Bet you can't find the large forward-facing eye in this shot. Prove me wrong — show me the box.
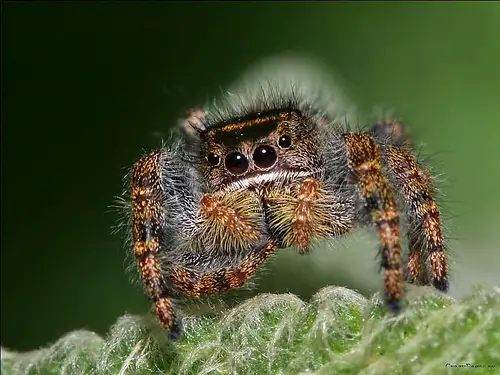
[253,145,277,169]
[225,152,249,175]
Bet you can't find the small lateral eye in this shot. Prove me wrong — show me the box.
[277,134,292,149]
[206,152,220,166]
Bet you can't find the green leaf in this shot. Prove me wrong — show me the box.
[2,285,499,375]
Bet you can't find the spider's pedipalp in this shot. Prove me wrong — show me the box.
[344,132,404,312]
[383,145,449,291]
[197,191,264,253]
[265,177,353,253]
[131,150,181,340]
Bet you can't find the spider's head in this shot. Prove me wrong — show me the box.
[191,108,322,192]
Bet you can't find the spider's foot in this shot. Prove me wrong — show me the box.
[155,297,183,341]
[432,277,449,292]
[168,320,183,341]
[384,295,402,314]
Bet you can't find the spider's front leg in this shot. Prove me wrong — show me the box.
[131,149,184,340]
[169,237,278,297]
[168,190,279,297]
[131,149,276,340]
[344,133,405,312]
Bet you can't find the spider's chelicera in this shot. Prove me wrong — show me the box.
[125,66,449,340]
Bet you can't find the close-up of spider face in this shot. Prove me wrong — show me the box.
[126,59,449,341]
[197,109,321,192]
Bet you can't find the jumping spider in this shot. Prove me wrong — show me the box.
[126,63,449,340]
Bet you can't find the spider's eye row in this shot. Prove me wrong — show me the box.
[206,152,220,166]
[225,151,249,175]
[253,145,277,169]
[277,134,292,149]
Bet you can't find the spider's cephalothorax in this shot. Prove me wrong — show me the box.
[126,59,449,340]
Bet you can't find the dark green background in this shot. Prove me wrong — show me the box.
[2,2,500,351]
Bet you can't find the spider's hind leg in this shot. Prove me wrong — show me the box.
[371,119,449,292]
[343,132,404,312]
[371,118,412,148]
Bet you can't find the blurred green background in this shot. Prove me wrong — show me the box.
[2,2,500,352]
